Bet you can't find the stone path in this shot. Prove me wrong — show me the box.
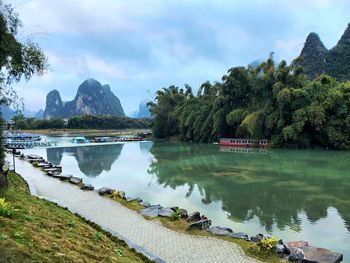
[8,155,260,263]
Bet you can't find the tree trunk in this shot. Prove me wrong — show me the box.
[0,173,8,189]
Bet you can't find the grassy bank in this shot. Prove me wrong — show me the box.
[109,196,282,263]
[0,172,151,263]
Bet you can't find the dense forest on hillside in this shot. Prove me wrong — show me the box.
[148,55,350,149]
[11,115,150,130]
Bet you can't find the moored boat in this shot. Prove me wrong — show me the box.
[71,137,89,143]
[219,138,267,147]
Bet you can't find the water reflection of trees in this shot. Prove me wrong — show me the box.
[46,144,124,177]
[149,142,350,232]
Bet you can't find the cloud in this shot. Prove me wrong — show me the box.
[8,0,350,114]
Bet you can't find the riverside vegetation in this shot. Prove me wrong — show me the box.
[9,114,150,130]
[0,172,151,262]
[148,55,350,149]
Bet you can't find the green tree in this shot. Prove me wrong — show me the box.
[0,2,47,187]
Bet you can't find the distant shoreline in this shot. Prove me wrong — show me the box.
[23,128,151,137]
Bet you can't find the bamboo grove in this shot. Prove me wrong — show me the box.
[148,55,350,149]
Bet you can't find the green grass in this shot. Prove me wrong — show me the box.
[0,172,152,263]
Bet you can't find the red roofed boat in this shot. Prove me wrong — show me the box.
[219,138,267,148]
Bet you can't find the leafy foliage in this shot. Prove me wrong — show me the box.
[250,237,278,255]
[149,55,350,149]
[170,208,181,221]
[0,198,17,218]
[10,114,150,130]
[0,2,47,168]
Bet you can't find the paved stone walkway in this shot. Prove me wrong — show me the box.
[8,155,260,263]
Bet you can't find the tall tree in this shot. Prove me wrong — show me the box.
[0,1,47,187]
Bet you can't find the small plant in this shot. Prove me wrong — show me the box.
[20,153,25,159]
[170,208,181,221]
[110,191,120,199]
[14,232,26,244]
[0,198,18,218]
[250,237,278,255]
[114,248,123,257]
[92,231,103,242]
[0,233,8,240]
[23,214,34,222]
[32,161,39,167]
[66,220,76,228]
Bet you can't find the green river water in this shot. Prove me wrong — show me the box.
[25,139,350,259]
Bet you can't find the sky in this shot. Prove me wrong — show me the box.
[8,0,350,115]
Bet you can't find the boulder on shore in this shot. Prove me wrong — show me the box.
[207,226,233,236]
[98,187,114,195]
[158,208,174,217]
[69,177,82,185]
[139,205,162,217]
[187,212,201,222]
[126,197,142,202]
[187,219,211,230]
[57,174,73,180]
[179,208,188,219]
[81,184,94,191]
[251,234,264,243]
[230,232,250,241]
[139,201,150,207]
[288,247,304,261]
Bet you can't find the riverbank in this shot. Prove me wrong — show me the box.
[7,154,261,263]
[0,172,151,262]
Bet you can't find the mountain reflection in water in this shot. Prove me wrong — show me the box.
[46,143,124,177]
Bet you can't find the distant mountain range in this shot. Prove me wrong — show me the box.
[130,100,151,118]
[0,105,40,121]
[299,23,350,81]
[43,78,125,119]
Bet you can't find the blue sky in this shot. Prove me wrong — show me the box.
[10,0,350,115]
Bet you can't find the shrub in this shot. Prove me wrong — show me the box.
[250,237,278,255]
[0,198,18,218]
[92,231,104,242]
[170,208,181,221]
[32,161,39,167]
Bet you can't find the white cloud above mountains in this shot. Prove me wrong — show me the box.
[8,0,350,114]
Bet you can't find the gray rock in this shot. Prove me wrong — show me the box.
[179,208,188,219]
[139,201,150,207]
[98,187,113,195]
[276,244,285,254]
[126,197,142,202]
[57,174,73,180]
[230,232,250,241]
[148,204,162,209]
[27,154,42,159]
[69,177,82,185]
[302,246,343,263]
[118,191,125,199]
[288,247,304,262]
[187,219,211,230]
[251,234,264,243]
[170,206,179,212]
[139,206,160,217]
[81,184,94,191]
[276,239,290,256]
[207,226,233,236]
[188,212,201,222]
[48,170,62,176]
[158,208,174,217]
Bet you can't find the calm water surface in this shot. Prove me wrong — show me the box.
[24,138,350,259]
